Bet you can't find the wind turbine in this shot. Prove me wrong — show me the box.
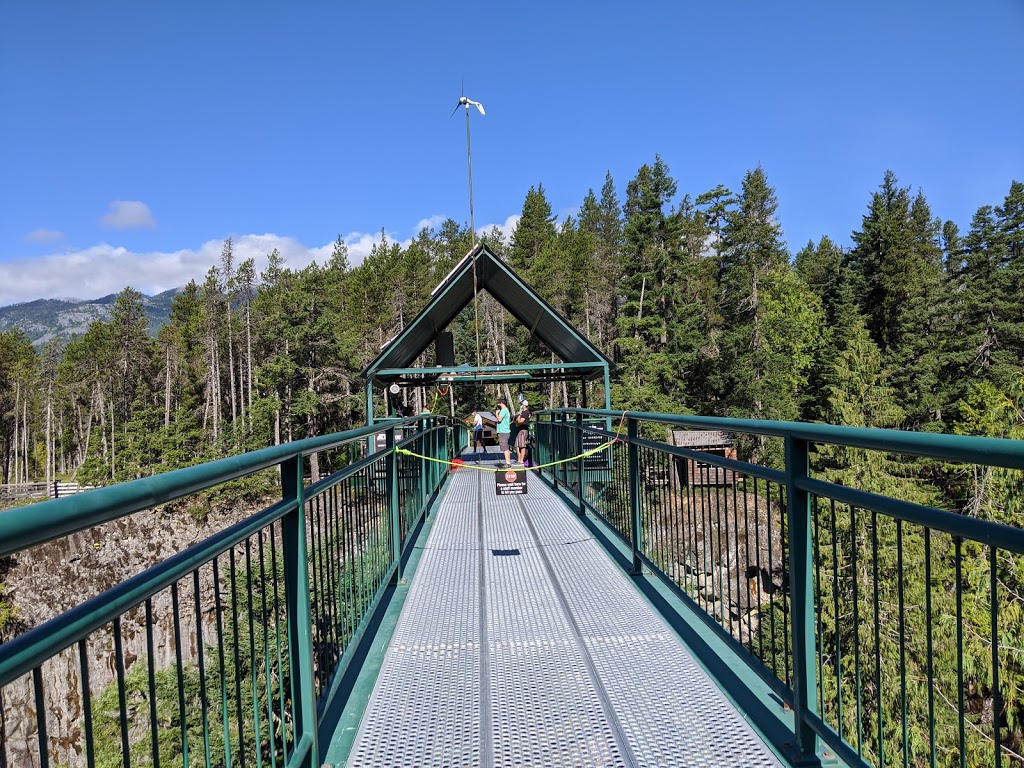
[451,95,486,117]
[452,85,485,366]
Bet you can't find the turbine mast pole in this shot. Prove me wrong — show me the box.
[465,105,476,246]
[464,101,481,367]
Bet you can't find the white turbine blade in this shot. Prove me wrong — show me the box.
[475,102,486,115]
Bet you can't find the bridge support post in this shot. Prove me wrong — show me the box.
[784,435,819,761]
[575,411,585,517]
[386,428,402,584]
[627,417,642,575]
[281,453,318,768]
[419,425,429,518]
[548,412,556,485]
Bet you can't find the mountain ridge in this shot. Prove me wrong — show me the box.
[0,288,181,346]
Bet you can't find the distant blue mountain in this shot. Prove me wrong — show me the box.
[0,288,181,347]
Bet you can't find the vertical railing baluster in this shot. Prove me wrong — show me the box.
[229,550,247,767]
[268,524,291,764]
[991,547,1002,768]
[897,520,908,767]
[213,557,233,768]
[783,434,817,758]
[955,538,966,768]
[829,500,843,743]
[192,572,212,767]
[852,504,864,759]
[79,638,96,767]
[32,666,49,768]
[872,510,884,768]
[113,618,131,768]
[281,453,317,768]
[171,582,190,766]
[924,530,936,768]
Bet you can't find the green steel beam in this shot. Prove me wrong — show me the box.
[387,429,402,583]
[0,423,391,558]
[785,435,818,759]
[552,409,1024,470]
[282,454,319,768]
[627,417,642,574]
[800,475,1024,554]
[0,497,295,687]
[575,411,585,517]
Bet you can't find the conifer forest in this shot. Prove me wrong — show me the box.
[2,159,1024,765]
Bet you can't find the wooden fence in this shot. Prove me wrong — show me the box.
[0,482,97,504]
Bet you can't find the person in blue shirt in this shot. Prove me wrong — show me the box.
[495,398,512,468]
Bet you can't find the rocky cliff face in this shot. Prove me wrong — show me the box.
[0,502,264,768]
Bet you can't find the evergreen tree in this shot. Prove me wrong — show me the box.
[578,172,623,355]
[847,170,915,352]
[716,166,814,461]
[615,155,683,411]
[0,330,38,484]
[509,184,556,276]
[995,181,1024,380]
[887,192,949,429]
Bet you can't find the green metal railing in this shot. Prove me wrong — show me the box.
[0,416,461,768]
[536,409,1024,768]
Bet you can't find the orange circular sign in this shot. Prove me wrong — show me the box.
[505,471,518,482]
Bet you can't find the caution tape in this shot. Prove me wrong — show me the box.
[394,411,629,474]
[396,440,616,474]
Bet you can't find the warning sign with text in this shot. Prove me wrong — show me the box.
[495,468,528,495]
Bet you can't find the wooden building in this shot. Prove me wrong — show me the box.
[669,430,739,486]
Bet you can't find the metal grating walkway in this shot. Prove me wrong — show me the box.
[345,465,785,768]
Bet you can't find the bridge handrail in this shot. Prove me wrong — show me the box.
[550,408,1024,469]
[0,414,462,768]
[0,417,429,558]
[536,408,1024,768]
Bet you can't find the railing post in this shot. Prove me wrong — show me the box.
[544,415,552,481]
[280,453,318,768]
[575,410,585,517]
[419,427,429,518]
[386,428,402,583]
[784,434,818,759]
[551,414,560,489]
[627,417,642,574]
[430,417,438,491]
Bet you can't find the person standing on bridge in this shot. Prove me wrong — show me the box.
[471,409,487,461]
[495,398,512,469]
[514,400,531,466]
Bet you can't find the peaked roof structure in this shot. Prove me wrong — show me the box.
[361,242,612,386]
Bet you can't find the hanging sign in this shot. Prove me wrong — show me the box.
[495,468,528,495]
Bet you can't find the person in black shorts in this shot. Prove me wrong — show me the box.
[514,400,531,465]
[471,410,486,459]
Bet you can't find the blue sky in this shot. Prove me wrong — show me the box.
[1,2,1022,306]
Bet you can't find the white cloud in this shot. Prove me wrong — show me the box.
[24,228,65,243]
[414,215,447,232]
[99,200,157,230]
[0,214,520,306]
[0,234,334,306]
[481,214,519,244]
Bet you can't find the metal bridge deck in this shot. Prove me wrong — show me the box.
[344,462,784,768]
